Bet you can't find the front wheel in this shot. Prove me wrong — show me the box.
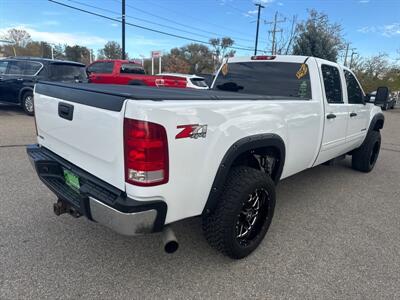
[202,167,276,259]
[21,91,34,116]
[352,130,381,172]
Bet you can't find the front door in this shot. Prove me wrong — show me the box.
[343,69,369,149]
[315,62,349,165]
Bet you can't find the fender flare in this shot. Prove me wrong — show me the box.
[18,87,34,104]
[202,133,285,214]
[368,112,384,132]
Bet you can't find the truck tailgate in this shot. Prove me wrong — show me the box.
[34,83,127,190]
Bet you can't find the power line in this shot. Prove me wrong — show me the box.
[149,0,257,40]
[64,0,257,49]
[118,0,260,45]
[48,0,259,53]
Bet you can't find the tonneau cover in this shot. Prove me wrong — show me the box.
[36,81,268,101]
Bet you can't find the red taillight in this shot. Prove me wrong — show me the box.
[251,55,276,60]
[124,118,169,186]
[33,98,38,136]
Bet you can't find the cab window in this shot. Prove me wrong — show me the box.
[321,64,343,104]
[87,62,114,74]
[120,63,145,74]
[344,70,364,104]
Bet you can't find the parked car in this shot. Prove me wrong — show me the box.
[0,57,87,115]
[158,73,209,89]
[28,55,388,259]
[87,59,188,88]
[367,90,396,110]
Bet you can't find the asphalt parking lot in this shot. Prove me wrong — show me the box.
[0,104,399,299]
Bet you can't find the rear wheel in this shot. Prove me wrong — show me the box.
[202,167,276,259]
[352,130,381,172]
[21,91,34,116]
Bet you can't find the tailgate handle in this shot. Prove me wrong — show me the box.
[58,102,74,121]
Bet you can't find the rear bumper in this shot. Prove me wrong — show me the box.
[27,144,167,235]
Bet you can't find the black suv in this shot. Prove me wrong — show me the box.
[0,57,87,115]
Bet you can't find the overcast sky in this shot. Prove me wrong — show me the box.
[1,0,399,61]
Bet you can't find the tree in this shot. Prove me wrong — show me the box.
[354,54,400,93]
[98,41,123,59]
[209,37,235,70]
[162,43,214,74]
[65,45,91,64]
[163,48,191,74]
[5,28,31,47]
[292,10,345,62]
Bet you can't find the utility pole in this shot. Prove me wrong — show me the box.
[265,12,285,55]
[254,3,264,55]
[350,51,357,69]
[121,0,126,60]
[343,43,350,66]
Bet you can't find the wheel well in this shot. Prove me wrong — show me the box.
[232,147,281,182]
[19,88,33,103]
[373,119,384,131]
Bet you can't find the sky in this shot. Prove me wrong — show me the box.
[0,0,399,61]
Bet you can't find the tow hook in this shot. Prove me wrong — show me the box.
[162,226,179,254]
[53,200,81,218]
[53,200,67,216]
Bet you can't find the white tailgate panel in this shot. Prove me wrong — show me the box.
[35,93,126,190]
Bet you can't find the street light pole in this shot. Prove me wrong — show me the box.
[254,3,265,56]
[121,0,126,60]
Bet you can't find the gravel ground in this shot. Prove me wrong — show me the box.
[0,105,399,299]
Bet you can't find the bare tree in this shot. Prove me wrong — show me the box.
[209,37,235,70]
[6,29,31,47]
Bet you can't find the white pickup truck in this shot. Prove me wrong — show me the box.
[27,55,388,259]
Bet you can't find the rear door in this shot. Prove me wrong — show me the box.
[2,60,26,102]
[343,68,369,149]
[315,62,349,164]
[0,60,10,102]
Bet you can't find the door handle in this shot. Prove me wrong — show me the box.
[326,113,337,119]
[350,112,357,117]
[58,102,74,121]
[0,77,3,81]
[17,78,24,81]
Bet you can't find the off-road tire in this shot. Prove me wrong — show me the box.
[21,91,34,116]
[352,130,381,172]
[202,166,276,259]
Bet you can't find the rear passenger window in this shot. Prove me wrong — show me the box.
[0,61,8,74]
[24,61,42,76]
[6,61,24,75]
[321,65,343,104]
[344,70,364,104]
[88,62,114,74]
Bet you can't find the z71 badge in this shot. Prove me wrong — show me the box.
[176,124,208,139]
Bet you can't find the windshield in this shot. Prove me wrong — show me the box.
[213,62,312,99]
[49,63,87,82]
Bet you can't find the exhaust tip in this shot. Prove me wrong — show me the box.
[164,240,179,254]
[162,226,179,254]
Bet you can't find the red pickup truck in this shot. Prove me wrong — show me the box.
[87,59,187,88]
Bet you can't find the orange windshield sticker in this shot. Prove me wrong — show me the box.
[296,63,308,79]
[221,63,229,76]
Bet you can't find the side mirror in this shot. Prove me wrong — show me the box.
[375,86,389,105]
